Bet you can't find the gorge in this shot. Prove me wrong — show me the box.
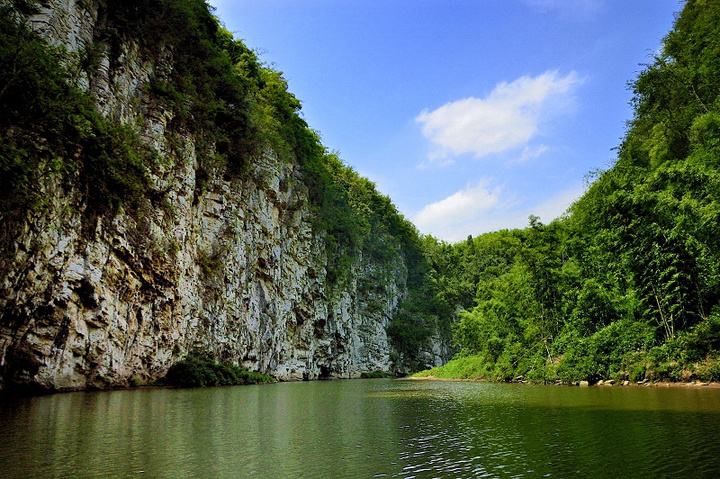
[2,0,720,395]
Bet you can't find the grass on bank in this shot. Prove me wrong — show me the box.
[413,356,489,380]
[413,348,720,384]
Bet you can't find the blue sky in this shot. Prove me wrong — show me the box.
[210,0,680,241]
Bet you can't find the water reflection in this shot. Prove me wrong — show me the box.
[385,382,720,478]
[1,380,719,478]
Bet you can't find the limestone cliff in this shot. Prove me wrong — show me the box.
[0,0,449,392]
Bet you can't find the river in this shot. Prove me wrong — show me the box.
[1,379,719,478]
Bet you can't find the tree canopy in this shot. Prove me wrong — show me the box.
[419,0,720,383]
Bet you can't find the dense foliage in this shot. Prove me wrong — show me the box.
[163,353,275,388]
[0,3,154,216]
[418,0,720,383]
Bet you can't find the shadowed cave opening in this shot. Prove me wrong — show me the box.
[319,365,332,380]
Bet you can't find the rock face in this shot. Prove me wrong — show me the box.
[0,0,431,391]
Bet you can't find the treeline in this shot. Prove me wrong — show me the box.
[419,0,720,383]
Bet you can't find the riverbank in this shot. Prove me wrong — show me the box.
[1,369,401,398]
[405,375,720,389]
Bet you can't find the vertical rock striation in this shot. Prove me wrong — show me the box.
[0,0,428,392]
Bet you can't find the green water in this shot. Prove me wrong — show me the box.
[1,380,719,478]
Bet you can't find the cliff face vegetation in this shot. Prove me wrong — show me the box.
[0,0,451,392]
[419,0,720,384]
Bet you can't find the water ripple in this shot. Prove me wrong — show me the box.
[1,380,720,478]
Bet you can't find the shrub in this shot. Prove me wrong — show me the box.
[557,320,655,382]
[163,354,274,388]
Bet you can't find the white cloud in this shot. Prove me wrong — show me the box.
[413,181,585,242]
[416,71,581,164]
[414,180,503,237]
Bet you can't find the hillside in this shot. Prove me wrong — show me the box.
[418,0,720,384]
